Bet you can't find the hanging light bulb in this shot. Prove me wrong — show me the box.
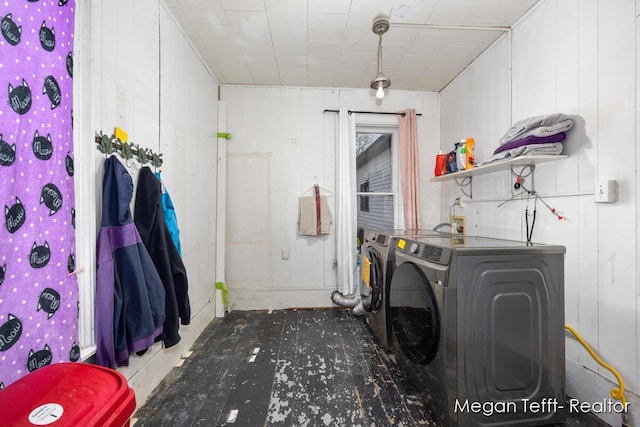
[370,16,390,99]
[376,82,385,99]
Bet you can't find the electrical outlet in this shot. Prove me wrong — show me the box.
[594,180,616,203]
[452,215,466,234]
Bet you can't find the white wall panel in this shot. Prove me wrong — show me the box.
[159,6,218,318]
[439,34,512,239]
[221,86,439,309]
[75,0,219,408]
[594,0,637,394]
[574,0,599,375]
[440,0,639,422]
[637,7,640,397]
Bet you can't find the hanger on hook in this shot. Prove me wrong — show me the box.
[300,176,333,198]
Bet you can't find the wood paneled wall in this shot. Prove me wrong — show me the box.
[441,1,638,424]
[74,0,219,406]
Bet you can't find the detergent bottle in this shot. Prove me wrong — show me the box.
[434,151,447,176]
[445,148,457,173]
[456,139,467,171]
[465,138,475,169]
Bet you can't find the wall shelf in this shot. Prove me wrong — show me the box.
[430,154,568,182]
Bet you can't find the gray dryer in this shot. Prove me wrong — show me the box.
[388,235,566,426]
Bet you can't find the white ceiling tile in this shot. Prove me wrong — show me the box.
[334,70,367,88]
[308,13,348,42]
[308,41,343,63]
[307,63,338,86]
[338,53,371,72]
[279,68,309,86]
[217,64,254,84]
[167,0,539,91]
[343,29,373,46]
[192,24,240,59]
[406,30,455,56]
[225,10,271,41]
[309,0,351,15]
[389,1,440,24]
[248,61,281,85]
[448,30,503,47]
[383,26,421,45]
[416,65,460,90]
[270,26,307,53]
[427,2,474,25]
[431,45,478,68]
[379,43,413,65]
[276,52,308,69]
[390,72,422,90]
[221,0,264,12]
[201,57,225,81]
[307,77,337,87]
[265,0,307,27]
[469,0,537,26]
[176,0,228,25]
[167,7,198,37]
[396,54,435,74]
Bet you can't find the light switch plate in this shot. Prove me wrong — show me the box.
[595,180,616,203]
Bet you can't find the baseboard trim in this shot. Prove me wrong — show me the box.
[566,358,638,426]
[127,300,216,411]
[229,288,337,311]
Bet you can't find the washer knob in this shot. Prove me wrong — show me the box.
[410,243,419,254]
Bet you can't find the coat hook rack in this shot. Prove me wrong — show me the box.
[95,130,163,167]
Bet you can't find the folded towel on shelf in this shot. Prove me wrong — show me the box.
[493,132,566,154]
[499,113,574,144]
[485,142,564,164]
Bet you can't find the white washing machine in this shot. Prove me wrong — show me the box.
[359,229,448,350]
[388,235,566,426]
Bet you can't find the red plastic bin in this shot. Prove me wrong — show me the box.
[0,362,136,427]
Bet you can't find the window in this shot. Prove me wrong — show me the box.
[360,181,369,211]
[356,127,399,231]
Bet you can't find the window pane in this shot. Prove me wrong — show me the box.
[357,194,394,230]
[356,132,394,231]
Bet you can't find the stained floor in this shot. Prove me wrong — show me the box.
[131,309,610,427]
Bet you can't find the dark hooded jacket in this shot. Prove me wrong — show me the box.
[134,167,191,348]
[95,156,166,369]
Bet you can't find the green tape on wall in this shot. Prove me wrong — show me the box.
[215,282,228,308]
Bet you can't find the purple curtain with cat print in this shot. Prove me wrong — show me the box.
[0,0,77,388]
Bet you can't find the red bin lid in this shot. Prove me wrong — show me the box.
[0,362,136,427]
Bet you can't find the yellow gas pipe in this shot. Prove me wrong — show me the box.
[565,325,629,425]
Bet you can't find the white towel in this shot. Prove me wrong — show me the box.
[298,195,332,235]
[499,113,574,144]
[484,142,564,164]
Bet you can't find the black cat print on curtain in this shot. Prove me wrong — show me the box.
[0,0,78,388]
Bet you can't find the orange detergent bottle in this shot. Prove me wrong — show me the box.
[465,138,475,169]
[434,151,447,176]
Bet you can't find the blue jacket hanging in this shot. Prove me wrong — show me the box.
[95,156,166,369]
[154,172,182,257]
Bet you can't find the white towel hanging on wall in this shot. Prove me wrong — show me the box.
[297,184,333,235]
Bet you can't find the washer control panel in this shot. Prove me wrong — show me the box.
[422,245,443,263]
[397,239,445,263]
[374,233,387,245]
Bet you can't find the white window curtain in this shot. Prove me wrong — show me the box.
[335,108,357,297]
